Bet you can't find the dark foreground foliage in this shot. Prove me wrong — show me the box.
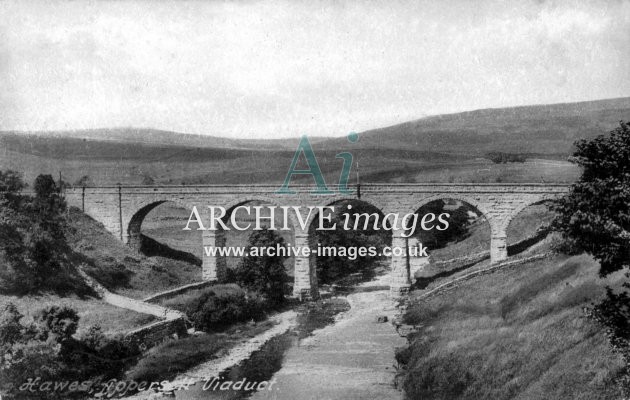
[553,120,630,395]
[0,171,90,295]
[0,303,140,399]
[230,228,290,305]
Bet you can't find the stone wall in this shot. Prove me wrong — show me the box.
[77,267,189,349]
[143,281,214,303]
[418,252,553,300]
[420,251,491,277]
[125,318,188,349]
[65,183,569,298]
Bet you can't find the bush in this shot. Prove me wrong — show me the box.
[175,286,267,332]
[0,172,90,296]
[34,306,79,341]
[232,229,289,304]
[586,287,630,396]
[0,304,139,399]
[315,200,390,284]
[552,121,630,393]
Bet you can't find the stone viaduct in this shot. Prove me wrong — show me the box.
[64,183,569,299]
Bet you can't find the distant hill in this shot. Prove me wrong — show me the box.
[321,97,630,156]
[0,128,322,151]
[1,97,628,185]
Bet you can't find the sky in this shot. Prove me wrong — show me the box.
[1,0,629,139]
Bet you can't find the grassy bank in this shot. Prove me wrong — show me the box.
[397,253,625,399]
[126,319,277,383]
[66,207,201,299]
[126,297,350,383]
[0,293,156,336]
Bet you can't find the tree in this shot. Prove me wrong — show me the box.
[0,304,139,399]
[0,170,26,211]
[0,172,82,295]
[552,120,630,395]
[74,175,93,187]
[552,121,630,276]
[141,174,155,185]
[233,228,289,304]
[34,306,79,342]
[315,201,390,284]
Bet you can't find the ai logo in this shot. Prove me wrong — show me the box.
[276,133,359,195]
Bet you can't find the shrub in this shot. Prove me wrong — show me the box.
[176,287,267,332]
[34,306,79,341]
[189,292,266,331]
[552,121,630,393]
[314,200,390,284]
[0,304,139,399]
[0,172,90,296]
[232,228,289,304]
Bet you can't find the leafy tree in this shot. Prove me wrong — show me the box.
[0,170,26,211]
[233,228,289,304]
[552,121,630,275]
[73,175,92,187]
[315,201,390,284]
[0,304,139,399]
[141,174,155,185]
[184,289,266,331]
[31,175,66,235]
[0,172,84,295]
[34,306,79,342]
[552,121,630,395]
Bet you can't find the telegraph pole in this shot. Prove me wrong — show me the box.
[118,184,123,240]
[356,160,361,199]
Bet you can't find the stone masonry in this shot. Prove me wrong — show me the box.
[65,183,569,299]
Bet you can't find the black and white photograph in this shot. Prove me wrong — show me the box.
[1,1,630,399]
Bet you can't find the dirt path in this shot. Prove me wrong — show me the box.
[249,288,406,400]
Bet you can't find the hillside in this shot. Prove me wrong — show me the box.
[330,97,630,156]
[397,249,625,400]
[66,207,201,299]
[2,97,628,186]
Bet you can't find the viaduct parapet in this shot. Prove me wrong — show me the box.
[64,183,570,299]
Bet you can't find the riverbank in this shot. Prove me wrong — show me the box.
[122,309,297,400]
[395,253,623,400]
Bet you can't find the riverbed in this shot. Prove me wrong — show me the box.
[170,285,405,400]
[248,288,406,400]
[126,277,405,400]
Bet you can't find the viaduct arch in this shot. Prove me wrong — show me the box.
[64,183,569,299]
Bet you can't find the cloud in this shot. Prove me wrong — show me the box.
[0,0,629,138]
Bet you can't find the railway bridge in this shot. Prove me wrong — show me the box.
[64,183,570,298]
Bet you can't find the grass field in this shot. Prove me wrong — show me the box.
[0,293,156,336]
[2,97,627,186]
